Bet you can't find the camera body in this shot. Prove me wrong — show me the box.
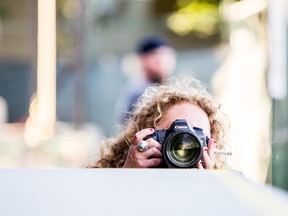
[144,119,209,168]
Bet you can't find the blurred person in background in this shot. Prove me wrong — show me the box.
[116,35,177,124]
[88,76,228,169]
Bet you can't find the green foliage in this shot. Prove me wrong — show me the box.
[177,0,221,8]
[167,0,221,37]
[0,6,9,20]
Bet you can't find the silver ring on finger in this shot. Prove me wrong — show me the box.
[137,140,149,152]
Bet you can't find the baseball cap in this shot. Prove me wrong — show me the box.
[137,35,170,54]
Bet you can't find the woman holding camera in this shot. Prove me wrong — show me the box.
[88,76,227,169]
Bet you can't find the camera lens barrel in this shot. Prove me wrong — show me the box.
[163,131,203,168]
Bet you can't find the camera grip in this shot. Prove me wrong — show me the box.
[143,133,157,141]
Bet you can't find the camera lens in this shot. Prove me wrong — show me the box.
[166,133,201,167]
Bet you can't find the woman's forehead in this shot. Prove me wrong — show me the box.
[158,102,211,137]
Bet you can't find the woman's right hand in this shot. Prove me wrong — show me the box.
[123,128,163,168]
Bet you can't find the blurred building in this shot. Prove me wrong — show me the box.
[0,0,225,167]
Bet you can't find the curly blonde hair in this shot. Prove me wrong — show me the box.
[88,76,227,168]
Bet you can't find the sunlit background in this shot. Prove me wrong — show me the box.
[0,0,287,191]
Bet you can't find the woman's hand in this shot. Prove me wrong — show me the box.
[123,128,163,168]
[197,138,218,169]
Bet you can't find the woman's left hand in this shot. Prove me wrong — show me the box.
[197,138,218,169]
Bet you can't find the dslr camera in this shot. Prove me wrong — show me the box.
[144,119,209,168]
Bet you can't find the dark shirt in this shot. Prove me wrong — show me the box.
[116,79,151,124]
